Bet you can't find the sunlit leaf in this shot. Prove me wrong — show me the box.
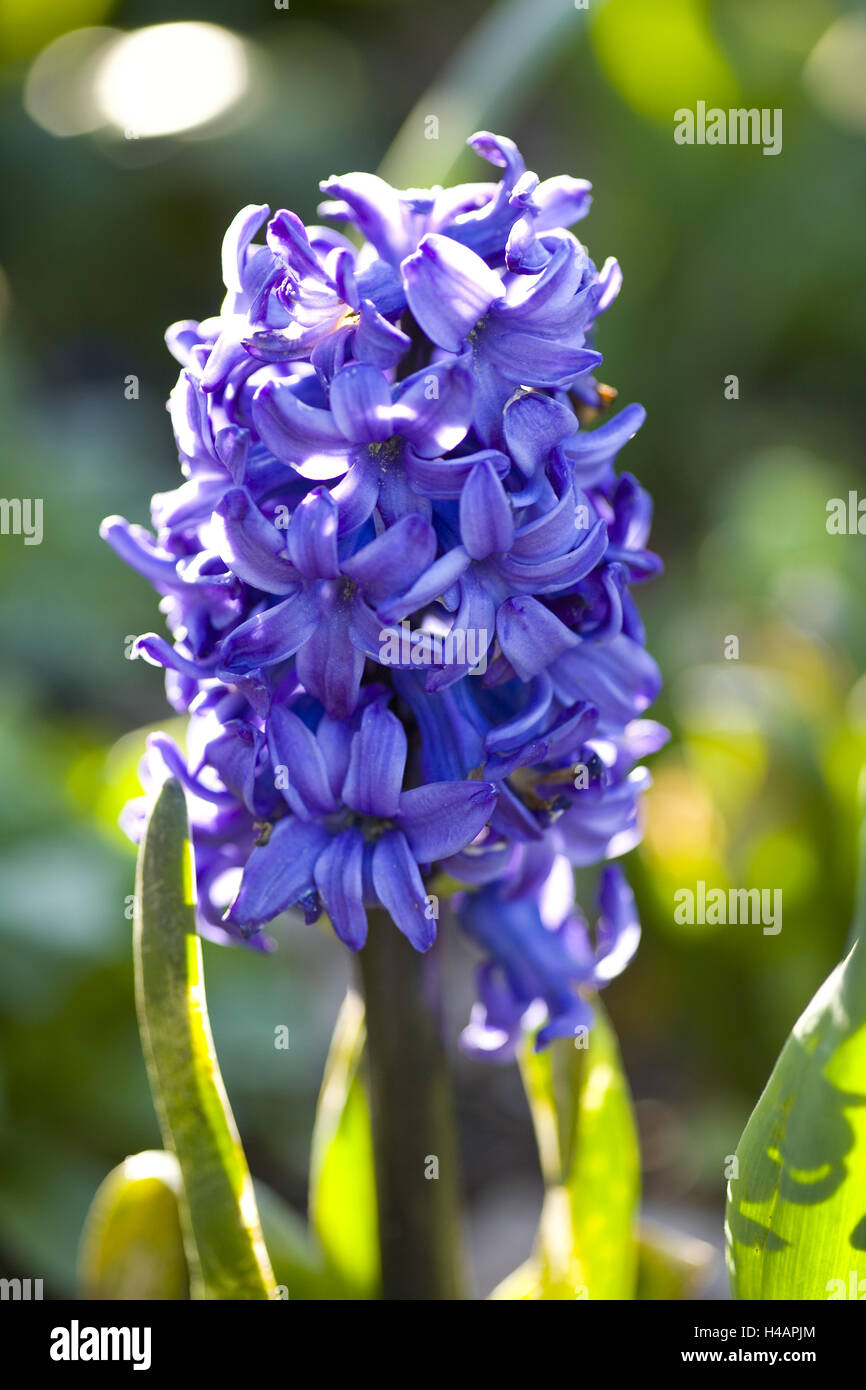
[726,942,866,1298]
[78,1150,188,1300]
[134,778,276,1300]
[516,999,640,1299]
[308,989,380,1299]
[726,776,866,1299]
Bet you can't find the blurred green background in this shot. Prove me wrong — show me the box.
[1,0,865,1298]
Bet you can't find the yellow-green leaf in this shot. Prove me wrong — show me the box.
[134,778,276,1300]
[517,999,640,1299]
[308,989,380,1298]
[726,941,866,1298]
[78,1150,188,1300]
[726,772,866,1299]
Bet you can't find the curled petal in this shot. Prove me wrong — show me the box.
[377,546,472,623]
[266,208,324,280]
[503,391,577,477]
[402,233,504,351]
[220,591,319,675]
[353,300,412,368]
[560,403,646,484]
[405,446,509,500]
[392,360,474,458]
[295,593,364,719]
[594,865,641,983]
[221,203,270,296]
[485,324,602,387]
[213,489,300,593]
[496,597,579,681]
[252,379,351,464]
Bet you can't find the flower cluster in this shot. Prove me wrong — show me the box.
[103,133,665,1058]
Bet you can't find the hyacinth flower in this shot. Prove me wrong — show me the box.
[102,132,664,1300]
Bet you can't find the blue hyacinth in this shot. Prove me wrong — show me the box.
[102,131,666,1057]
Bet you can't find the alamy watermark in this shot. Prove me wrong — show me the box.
[0,497,42,545]
[378,621,489,674]
[674,881,782,935]
[1,1276,43,1299]
[674,103,782,157]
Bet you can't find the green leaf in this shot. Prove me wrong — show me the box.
[308,989,380,1298]
[726,942,866,1298]
[78,1151,189,1300]
[134,778,276,1300]
[516,1000,640,1299]
[726,772,866,1299]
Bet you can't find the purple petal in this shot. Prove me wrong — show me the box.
[396,781,498,862]
[533,175,593,231]
[496,597,579,680]
[484,673,554,755]
[314,828,368,950]
[594,865,640,983]
[228,817,329,930]
[459,457,514,559]
[392,360,474,458]
[331,459,379,534]
[550,635,662,726]
[222,204,270,295]
[377,546,472,623]
[316,714,354,799]
[560,403,646,484]
[100,517,180,590]
[267,705,339,818]
[252,379,350,464]
[503,390,578,476]
[220,591,319,674]
[266,208,323,280]
[329,362,393,444]
[342,703,407,817]
[295,591,364,718]
[483,325,601,387]
[370,830,436,950]
[341,513,437,602]
[402,234,504,351]
[318,172,411,266]
[405,447,509,500]
[496,517,607,592]
[213,489,300,594]
[353,300,411,369]
[286,487,340,580]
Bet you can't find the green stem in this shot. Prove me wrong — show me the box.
[356,910,463,1300]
